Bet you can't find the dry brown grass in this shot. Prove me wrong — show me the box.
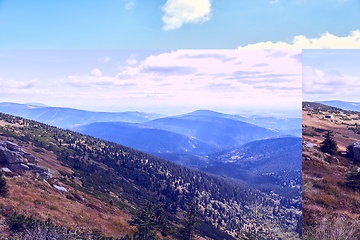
[303,109,360,151]
[303,215,360,240]
[0,136,134,238]
[0,171,134,238]
[303,108,360,238]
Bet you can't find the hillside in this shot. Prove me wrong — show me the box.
[302,101,360,151]
[0,112,301,239]
[72,122,217,156]
[302,102,360,239]
[204,137,302,200]
[316,100,360,112]
[180,110,302,137]
[145,114,279,149]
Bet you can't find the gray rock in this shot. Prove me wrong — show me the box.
[23,152,37,164]
[0,141,21,152]
[352,142,360,162]
[0,146,23,163]
[7,163,30,173]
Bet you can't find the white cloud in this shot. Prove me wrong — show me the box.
[238,30,360,49]
[125,1,135,10]
[126,54,137,65]
[98,56,110,63]
[0,79,37,91]
[91,68,102,77]
[162,0,212,31]
[303,66,360,101]
[113,50,301,111]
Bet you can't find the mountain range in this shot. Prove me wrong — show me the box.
[0,102,163,128]
[0,110,302,239]
[316,100,360,112]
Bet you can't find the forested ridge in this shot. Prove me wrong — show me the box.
[0,112,301,239]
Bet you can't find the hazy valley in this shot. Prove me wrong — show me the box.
[0,103,302,239]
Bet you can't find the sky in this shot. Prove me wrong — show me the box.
[0,0,359,49]
[303,50,360,102]
[0,49,302,117]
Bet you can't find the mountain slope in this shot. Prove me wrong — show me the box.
[72,122,217,156]
[203,137,302,199]
[146,114,279,149]
[183,110,302,137]
[210,137,302,172]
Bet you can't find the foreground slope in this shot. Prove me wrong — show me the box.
[0,112,301,239]
[302,102,360,239]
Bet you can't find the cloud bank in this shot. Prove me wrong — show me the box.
[162,0,212,31]
[0,50,301,114]
[303,66,360,101]
[238,30,360,49]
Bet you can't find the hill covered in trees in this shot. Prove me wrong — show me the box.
[0,111,301,239]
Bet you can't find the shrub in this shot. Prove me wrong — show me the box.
[320,131,338,155]
[0,171,9,197]
[5,212,38,232]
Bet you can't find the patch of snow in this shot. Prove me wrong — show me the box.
[1,167,12,173]
[53,184,67,193]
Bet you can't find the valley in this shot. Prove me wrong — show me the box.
[0,104,302,239]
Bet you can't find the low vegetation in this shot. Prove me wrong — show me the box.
[0,171,9,197]
[303,102,360,239]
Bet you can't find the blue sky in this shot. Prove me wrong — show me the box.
[303,50,360,102]
[0,49,301,117]
[0,0,359,49]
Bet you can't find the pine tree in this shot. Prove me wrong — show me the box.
[320,131,338,155]
[128,201,168,240]
[175,201,201,240]
[0,171,9,197]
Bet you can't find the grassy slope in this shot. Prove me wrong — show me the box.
[302,103,360,238]
[0,136,134,239]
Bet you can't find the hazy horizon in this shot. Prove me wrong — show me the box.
[0,49,302,118]
[0,101,301,119]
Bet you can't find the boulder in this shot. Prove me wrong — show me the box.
[0,146,23,163]
[352,142,360,162]
[0,141,21,152]
[7,163,30,173]
[23,152,37,164]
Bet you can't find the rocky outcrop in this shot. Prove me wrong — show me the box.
[0,147,23,164]
[0,141,38,164]
[350,142,360,162]
[0,141,52,179]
